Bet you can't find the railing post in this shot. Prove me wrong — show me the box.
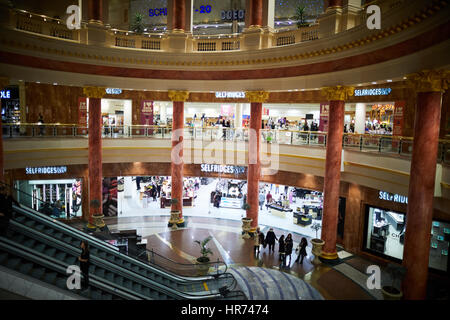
[32,126,35,137]
[307,132,310,145]
[398,139,402,155]
[359,135,363,151]
[378,137,382,152]
[290,131,293,145]
[72,126,76,136]
[53,126,57,136]
[9,125,13,138]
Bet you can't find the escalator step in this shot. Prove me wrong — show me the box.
[102,293,113,300]
[123,280,132,289]
[94,269,105,278]
[24,220,36,228]
[0,252,8,263]
[55,252,67,262]
[54,233,63,239]
[98,252,106,259]
[13,234,24,244]
[34,243,46,253]
[64,256,77,265]
[22,239,36,248]
[30,267,46,279]
[105,272,114,282]
[44,248,56,257]
[15,216,26,223]
[18,262,34,275]
[35,224,45,231]
[132,283,142,293]
[142,287,150,297]
[71,239,80,247]
[115,276,124,287]
[90,289,102,300]
[43,272,57,284]
[55,277,67,289]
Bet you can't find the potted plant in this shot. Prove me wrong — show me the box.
[381,263,406,300]
[194,236,213,275]
[294,5,309,28]
[310,223,324,264]
[131,13,145,34]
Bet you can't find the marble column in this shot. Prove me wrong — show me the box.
[0,77,9,184]
[327,0,343,9]
[320,86,354,261]
[83,86,106,230]
[402,70,449,300]
[170,0,185,31]
[88,0,103,23]
[168,90,189,228]
[249,0,263,27]
[246,91,269,233]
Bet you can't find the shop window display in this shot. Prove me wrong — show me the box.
[365,206,449,272]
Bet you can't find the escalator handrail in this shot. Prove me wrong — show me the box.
[8,220,221,300]
[5,181,229,282]
[0,236,143,300]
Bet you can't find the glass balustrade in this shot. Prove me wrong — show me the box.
[2,123,449,164]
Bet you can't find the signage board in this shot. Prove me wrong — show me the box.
[201,164,246,175]
[354,88,392,96]
[215,92,245,99]
[379,190,408,204]
[106,88,122,95]
[26,166,68,175]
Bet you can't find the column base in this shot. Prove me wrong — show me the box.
[168,212,186,229]
[319,251,341,266]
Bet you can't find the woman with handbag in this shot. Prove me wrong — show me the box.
[295,237,308,264]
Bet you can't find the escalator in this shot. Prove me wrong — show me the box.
[0,184,246,300]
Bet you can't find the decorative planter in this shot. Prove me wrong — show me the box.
[241,218,253,239]
[381,286,403,300]
[196,258,211,276]
[168,210,180,229]
[311,238,325,265]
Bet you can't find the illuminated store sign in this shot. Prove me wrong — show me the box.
[106,88,122,95]
[215,92,245,99]
[26,166,68,175]
[149,6,211,17]
[1,90,11,99]
[378,191,408,204]
[201,164,246,175]
[354,88,392,96]
[221,9,245,20]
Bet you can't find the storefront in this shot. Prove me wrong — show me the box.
[15,177,83,219]
[1,85,20,135]
[362,191,450,273]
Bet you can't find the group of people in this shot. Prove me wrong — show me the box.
[254,228,309,268]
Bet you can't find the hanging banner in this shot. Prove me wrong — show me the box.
[78,97,87,135]
[263,107,269,116]
[393,101,405,136]
[319,103,329,132]
[141,100,154,135]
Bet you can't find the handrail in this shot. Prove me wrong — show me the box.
[1,181,231,282]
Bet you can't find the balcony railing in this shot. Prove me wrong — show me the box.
[3,123,450,164]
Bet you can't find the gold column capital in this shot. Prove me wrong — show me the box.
[245,91,269,103]
[83,86,106,99]
[406,69,450,93]
[321,86,354,101]
[168,90,189,102]
[0,77,9,90]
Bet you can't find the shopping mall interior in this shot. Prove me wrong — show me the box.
[0,0,449,307]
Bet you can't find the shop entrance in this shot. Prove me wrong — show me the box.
[100,99,132,137]
[15,179,83,219]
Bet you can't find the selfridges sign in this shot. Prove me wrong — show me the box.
[378,191,408,204]
[215,92,245,99]
[201,164,246,175]
[26,166,68,175]
[354,88,392,96]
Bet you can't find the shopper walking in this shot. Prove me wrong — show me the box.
[259,191,265,210]
[78,240,90,291]
[285,233,294,267]
[278,235,286,266]
[295,237,308,264]
[136,176,141,191]
[254,228,265,256]
[266,191,273,205]
[265,228,277,253]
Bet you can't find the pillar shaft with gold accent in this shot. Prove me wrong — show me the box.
[246,91,269,232]
[249,0,263,27]
[168,90,189,228]
[83,86,106,230]
[0,77,8,184]
[170,0,186,31]
[402,70,449,300]
[320,86,353,261]
[88,0,103,23]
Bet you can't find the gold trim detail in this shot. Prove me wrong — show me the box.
[321,86,354,101]
[344,161,410,177]
[320,251,339,260]
[168,90,189,102]
[406,69,450,93]
[441,182,450,189]
[83,86,106,98]
[245,91,269,103]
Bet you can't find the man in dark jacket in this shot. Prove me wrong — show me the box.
[265,228,278,253]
